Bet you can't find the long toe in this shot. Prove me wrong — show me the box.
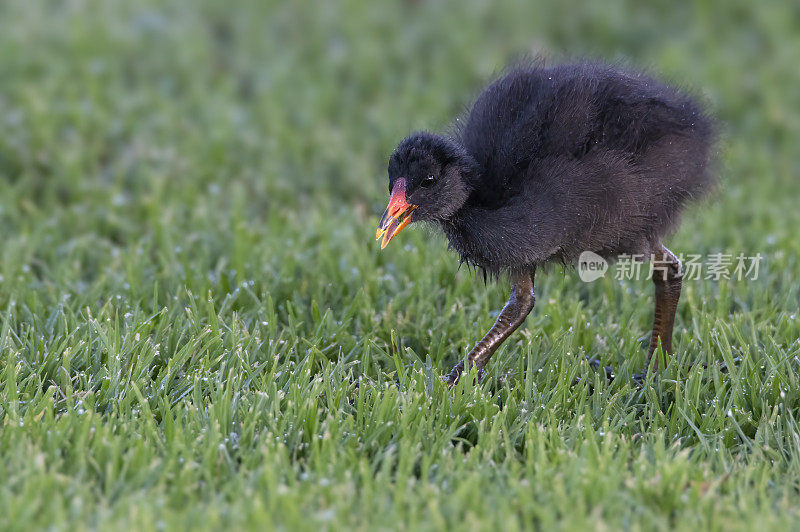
[585,356,615,382]
[445,361,465,387]
[445,360,486,387]
[632,371,648,388]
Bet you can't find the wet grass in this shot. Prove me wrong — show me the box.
[1,0,799,529]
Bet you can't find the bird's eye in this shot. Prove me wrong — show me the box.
[421,174,436,188]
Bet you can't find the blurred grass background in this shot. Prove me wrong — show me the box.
[0,0,799,529]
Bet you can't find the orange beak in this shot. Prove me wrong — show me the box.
[376,178,417,249]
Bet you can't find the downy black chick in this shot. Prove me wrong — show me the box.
[377,61,715,384]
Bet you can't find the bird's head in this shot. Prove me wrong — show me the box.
[376,132,477,248]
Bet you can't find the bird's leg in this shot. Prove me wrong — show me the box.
[446,269,536,386]
[645,245,683,371]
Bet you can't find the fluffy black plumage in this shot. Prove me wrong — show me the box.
[387,61,716,275]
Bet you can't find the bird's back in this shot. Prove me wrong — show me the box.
[456,62,715,209]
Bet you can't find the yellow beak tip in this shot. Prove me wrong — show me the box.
[375,204,416,250]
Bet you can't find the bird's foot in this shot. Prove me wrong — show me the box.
[445,361,464,387]
[445,360,483,387]
[586,357,615,381]
[573,356,615,389]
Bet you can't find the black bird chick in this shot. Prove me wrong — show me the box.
[376,62,715,385]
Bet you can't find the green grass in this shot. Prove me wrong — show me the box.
[1,0,800,529]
